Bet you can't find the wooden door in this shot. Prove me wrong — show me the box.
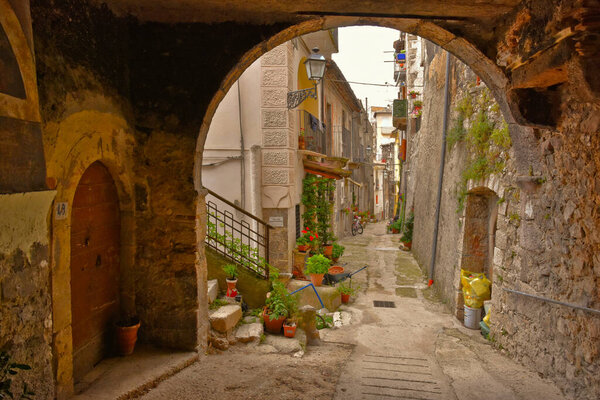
[70,161,120,382]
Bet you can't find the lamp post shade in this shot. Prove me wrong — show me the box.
[304,48,326,82]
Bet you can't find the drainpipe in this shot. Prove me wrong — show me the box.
[237,80,246,209]
[428,51,451,287]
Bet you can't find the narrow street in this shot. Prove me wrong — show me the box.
[138,223,563,400]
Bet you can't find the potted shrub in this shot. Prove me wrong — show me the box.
[331,243,345,262]
[401,212,414,250]
[282,293,299,338]
[390,219,402,234]
[263,281,289,334]
[305,254,331,287]
[337,282,358,304]
[223,263,238,297]
[116,315,141,356]
[409,90,420,99]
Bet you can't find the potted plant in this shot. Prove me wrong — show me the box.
[413,100,423,113]
[331,243,345,262]
[337,282,358,304]
[305,254,331,286]
[389,219,402,234]
[116,315,141,356]
[296,228,316,252]
[409,90,420,99]
[282,293,299,338]
[401,212,414,250]
[263,281,289,334]
[298,128,306,150]
[223,263,238,297]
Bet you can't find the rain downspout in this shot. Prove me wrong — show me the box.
[428,51,451,287]
[237,80,246,209]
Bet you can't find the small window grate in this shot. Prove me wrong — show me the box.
[373,300,396,308]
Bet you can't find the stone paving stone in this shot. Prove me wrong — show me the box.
[209,305,242,333]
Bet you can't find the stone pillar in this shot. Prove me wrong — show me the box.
[260,43,297,272]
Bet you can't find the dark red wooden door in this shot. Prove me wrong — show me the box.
[70,161,120,381]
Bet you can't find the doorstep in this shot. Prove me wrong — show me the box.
[72,344,197,400]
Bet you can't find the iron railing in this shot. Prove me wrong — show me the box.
[342,126,352,158]
[303,110,327,155]
[205,188,271,279]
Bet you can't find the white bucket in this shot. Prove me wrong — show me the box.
[464,305,483,329]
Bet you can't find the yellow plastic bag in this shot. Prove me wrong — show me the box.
[483,308,491,325]
[461,269,491,308]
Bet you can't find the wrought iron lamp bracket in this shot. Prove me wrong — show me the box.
[287,83,318,109]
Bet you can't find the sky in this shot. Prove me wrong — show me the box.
[332,26,400,111]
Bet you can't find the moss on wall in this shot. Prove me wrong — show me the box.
[206,248,269,309]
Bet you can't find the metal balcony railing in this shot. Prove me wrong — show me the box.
[302,110,327,155]
[205,188,271,279]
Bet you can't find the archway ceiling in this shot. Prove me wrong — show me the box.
[97,0,521,23]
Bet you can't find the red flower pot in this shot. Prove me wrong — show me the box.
[403,241,412,250]
[116,320,140,356]
[263,309,286,334]
[283,322,297,338]
[328,266,344,275]
[392,228,399,234]
[310,273,325,287]
[341,294,350,304]
[226,278,238,297]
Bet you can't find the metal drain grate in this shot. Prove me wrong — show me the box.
[373,300,396,308]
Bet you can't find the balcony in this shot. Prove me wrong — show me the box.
[302,110,327,155]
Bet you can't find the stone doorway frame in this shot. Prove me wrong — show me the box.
[47,112,136,398]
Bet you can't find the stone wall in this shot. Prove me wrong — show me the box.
[407,35,599,399]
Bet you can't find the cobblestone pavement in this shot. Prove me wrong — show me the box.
[138,222,565,400]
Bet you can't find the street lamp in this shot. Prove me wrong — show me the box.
[287,48,327,109]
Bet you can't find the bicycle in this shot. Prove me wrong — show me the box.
[351,215,364,236]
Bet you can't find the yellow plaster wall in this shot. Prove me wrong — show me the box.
[297,56,319,118]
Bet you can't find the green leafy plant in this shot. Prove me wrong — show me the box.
[296,227,317,247]
[413,100,423,108]
[222,264,238,280]
[209,298,228,310]
[331,243,345,259]
[400,212,414,243]
[265,281,290,319]
[336,281,358,296]
[305,254,331,275]
[409,90,420,96]
[0,352,34,400]
[316,314,333,330]
[389,219,402,232]
[302,174,336,249]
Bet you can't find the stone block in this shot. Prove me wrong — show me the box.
[287,279,341,311]
[262,167,292,185]
[209,305,242,333]
[262,149,292,167]
[262,185,292,208]
[207,279,219,303]
[262,109,288,128]
[261,88,287,108]
[263,129,292,148]
[264,331,303,353]
[235,323,263,343]
[262,68,287,87]
[261,45,287,66]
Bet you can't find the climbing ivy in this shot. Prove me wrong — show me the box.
[447,88,511,213]
[301,174,336,248]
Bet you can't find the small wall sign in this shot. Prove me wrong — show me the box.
[269,216,284,227]
[55,202,68,220]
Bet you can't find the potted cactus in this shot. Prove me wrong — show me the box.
[305,254,331,286]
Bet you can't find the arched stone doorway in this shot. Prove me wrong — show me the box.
[70,161,121,382]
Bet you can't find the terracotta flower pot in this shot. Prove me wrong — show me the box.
[328,265,344,275]
[310,273,325,287]
[297,244,310,252]
[116,320,140,356]
[323,245,333,257]
[226,278,238,297]
[341,293,350,304]
[392,228,399,234]
[263,309,286,334]
[283,322,297,338]
[403,241,412,250]
[332,256,339,263]
[298,136,306,150]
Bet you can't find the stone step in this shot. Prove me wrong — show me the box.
[209,304,242,333]
[207,279,219,303]
[235,323,264,343]
[287,279,341,311]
